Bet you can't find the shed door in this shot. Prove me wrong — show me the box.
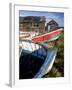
[48,25,50,32]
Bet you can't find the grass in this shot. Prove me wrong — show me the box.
[43,32,64,77]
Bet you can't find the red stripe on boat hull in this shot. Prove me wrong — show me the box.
[32,28,63,42]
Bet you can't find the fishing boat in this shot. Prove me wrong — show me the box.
[32,28,63,42]
[19,40,57,79]
[19,28,63,43]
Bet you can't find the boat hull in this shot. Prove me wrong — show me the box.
[19,40,57,79]
[32,28,63,42]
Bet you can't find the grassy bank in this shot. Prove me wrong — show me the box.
[43,32,64,77]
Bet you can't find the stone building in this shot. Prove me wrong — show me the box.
[47,19,59,32]
[19,16,46,34]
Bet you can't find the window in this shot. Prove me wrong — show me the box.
[34,23,39,27]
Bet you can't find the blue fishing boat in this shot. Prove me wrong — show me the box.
[19,40,57,79]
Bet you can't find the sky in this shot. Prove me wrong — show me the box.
[19,10,64,27]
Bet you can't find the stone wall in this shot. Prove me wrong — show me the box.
[19,22,45,33]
